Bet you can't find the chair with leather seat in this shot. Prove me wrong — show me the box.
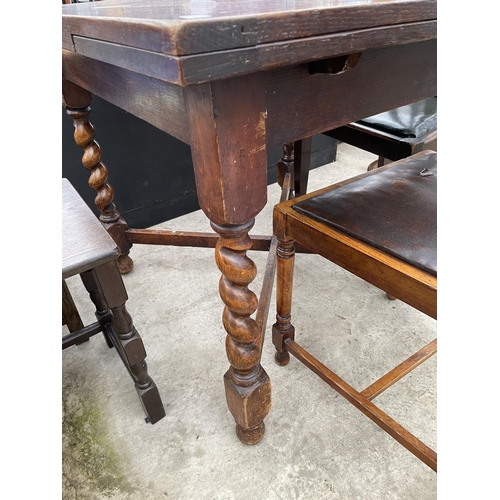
[62,178,165,424]
[271,150,437,470]
[289,97,437,197]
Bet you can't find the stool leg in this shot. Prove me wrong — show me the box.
[62,280,84,334]
[93,261,165,424]
[62,78,133,274]
[272,238,296,366]
[80,271,115,349]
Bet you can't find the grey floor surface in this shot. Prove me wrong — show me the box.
[62,143,437,500]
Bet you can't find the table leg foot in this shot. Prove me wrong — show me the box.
[236,422,266,445]
[117,255,134,274]
[224,368,271,445]
[103,217,134,274]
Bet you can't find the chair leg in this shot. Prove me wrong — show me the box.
[93,261,166,424]
[276,143,295,193]
[293,137,312,197]
[272,238,296,366]
[276,138,312,198]
[368,156,392,171]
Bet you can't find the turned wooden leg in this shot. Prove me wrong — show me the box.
[368,156,392,171]
[272,238,296,367]
[92,261,165,424]
[211,220,271,445]
[62,79,133,274]
[62,280,84,335]
[276,143,294,192]
[276,138,312,198]
[293,137,312,197]
[80,270,115,348]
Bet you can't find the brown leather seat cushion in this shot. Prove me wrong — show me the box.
[293,152,437,276]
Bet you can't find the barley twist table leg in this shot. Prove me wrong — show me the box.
[65,106,133,274]
[211,220,271,445]
[62,79,133,274]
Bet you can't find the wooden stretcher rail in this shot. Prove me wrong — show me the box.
[62,321,102,349]
[361,339,437,400]
[126,229,271,250]
[285,338,437,471]
[125,228,313,253]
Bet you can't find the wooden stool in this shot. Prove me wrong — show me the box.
[272,151,437,470]
[62,178,165,424]
[287,98,437,197]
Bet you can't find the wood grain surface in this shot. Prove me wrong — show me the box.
[62,178,119,279]
[62,0,437,56]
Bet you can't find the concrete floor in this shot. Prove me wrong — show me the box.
[62,143,437,500]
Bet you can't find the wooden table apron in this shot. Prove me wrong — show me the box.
[62,2,437,445]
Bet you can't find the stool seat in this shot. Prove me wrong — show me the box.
[293,152,437,276]
[62,178,119,279]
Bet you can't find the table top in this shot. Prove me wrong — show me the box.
[62,0,436,86]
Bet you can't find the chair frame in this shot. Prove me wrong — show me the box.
[325,122,437,164]
[291,117,437,197]
[272,160,437,471]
